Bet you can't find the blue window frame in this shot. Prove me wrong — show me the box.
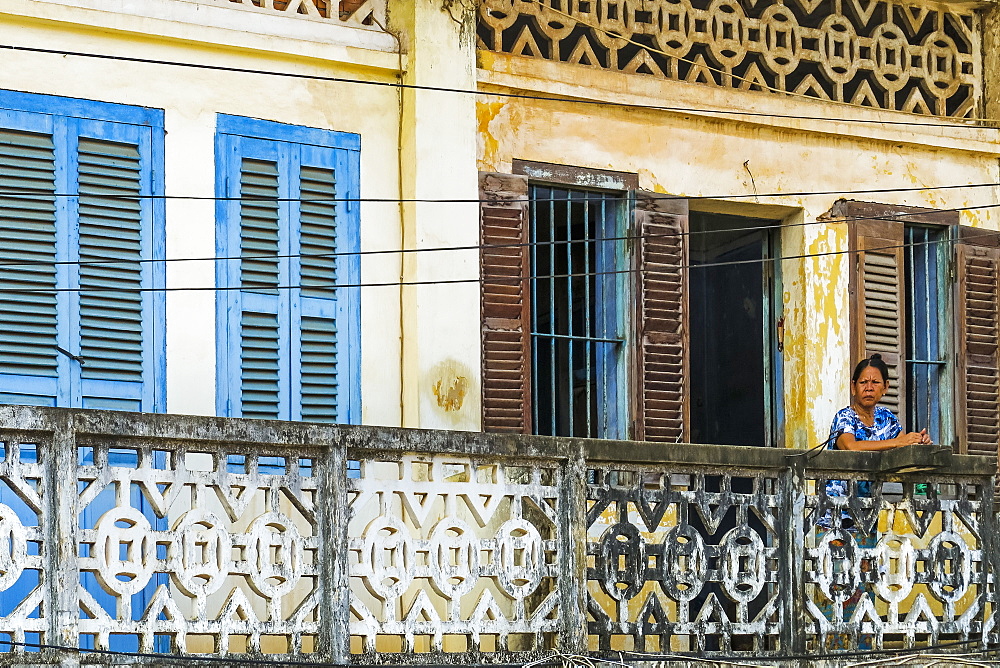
[0,90,166,412]
[215,115,361,423]
[528,185,627,439]
[904,224,952,443]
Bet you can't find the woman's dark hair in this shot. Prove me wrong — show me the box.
[852,353,889,383]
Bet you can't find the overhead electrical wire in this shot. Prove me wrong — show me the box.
[0,223,992,294]
[0,180,998,203]
[0,196,998,272]
[0,43,997,130]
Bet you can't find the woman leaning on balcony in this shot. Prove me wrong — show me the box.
[829,353,931,452]
[818,353,932,650]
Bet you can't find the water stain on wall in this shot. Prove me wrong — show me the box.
[430,360,471,412]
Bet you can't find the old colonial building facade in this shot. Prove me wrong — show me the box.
[0,0,999,664]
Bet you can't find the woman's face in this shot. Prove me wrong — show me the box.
[852,365,887,409]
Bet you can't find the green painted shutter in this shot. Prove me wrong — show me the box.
[300,316,338,421]
[299,166,337,298]
[0,129,59,394]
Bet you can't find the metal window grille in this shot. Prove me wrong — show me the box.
[529,186,624,439]
[904,225,948,438]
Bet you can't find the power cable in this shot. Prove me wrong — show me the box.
[0,221,990,294]
[0,180,997,203]
[0,43,996,130]
[0,197,998,272]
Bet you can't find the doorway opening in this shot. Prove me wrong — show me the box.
[689,211,782,447]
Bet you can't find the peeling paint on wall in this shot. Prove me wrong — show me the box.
[477,100,505,172]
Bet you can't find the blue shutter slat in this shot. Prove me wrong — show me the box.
[0,129,58,377]
[299,166,337,299]
[300,316,338,422]
[240,311,280,419]
[240,159,280,294]
[77,138,144,383]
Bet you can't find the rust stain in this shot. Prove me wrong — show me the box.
[431,364,470,412]
[477,101,505,172]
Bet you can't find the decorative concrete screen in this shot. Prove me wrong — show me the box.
[74,440,321,654]
[586,467,784,654]
[804,474,988,650]
[0,406,996,665]
[347,455,562,654]
[215,0,386,28]
[478,0,981,118]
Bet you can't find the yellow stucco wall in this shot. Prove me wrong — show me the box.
[476,51,1000,447]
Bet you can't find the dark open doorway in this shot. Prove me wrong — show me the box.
[689,211,781,447]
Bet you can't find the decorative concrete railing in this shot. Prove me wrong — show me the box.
[213,0,386,29]
[0,406,995,665]
[478,0,982,118]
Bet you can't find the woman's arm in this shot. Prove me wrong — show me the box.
[835,429,929,451]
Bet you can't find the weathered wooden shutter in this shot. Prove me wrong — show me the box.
[479,172,531,433]
[220,126,357,424]
[0,128,59,402]
[77,137,147,410]
[954,226,1000,456]
[843,205,907,418]
[633,192,689,443]
[238,155,284,420]
[296,163,341,423]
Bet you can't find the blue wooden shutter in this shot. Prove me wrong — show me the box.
[0,98,163,412]
[292,157,341,423]
[0,128,60,405]
[217,118,360,424]
[75,135,149,411]
[222,140,288,420]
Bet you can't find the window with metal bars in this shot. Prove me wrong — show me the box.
[903,224,952,443]
[215,115,361,424]
[0,90,165,411]
[528,186,626,439]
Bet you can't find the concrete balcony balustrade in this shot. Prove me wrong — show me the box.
[0,406,995,665]
[209,0,385,29]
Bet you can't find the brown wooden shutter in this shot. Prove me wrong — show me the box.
[479,172,532,433]
[843,204,907,418]
[833,200,961,429]
[954,226,1000,456]
[633,192,689,443]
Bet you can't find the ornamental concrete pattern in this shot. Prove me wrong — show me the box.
[586,467,784,654]
[0,438,45,654]
[74,440,321,654]
[478,0,981,117]
[0,408,998,664]
[804,477,987,650]
[216,0,387,27]
[347,455,562,655]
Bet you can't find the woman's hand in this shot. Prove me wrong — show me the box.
[835,429,932,451]
[895,431,926,446]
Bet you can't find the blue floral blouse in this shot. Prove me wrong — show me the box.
[826,406,901,498]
